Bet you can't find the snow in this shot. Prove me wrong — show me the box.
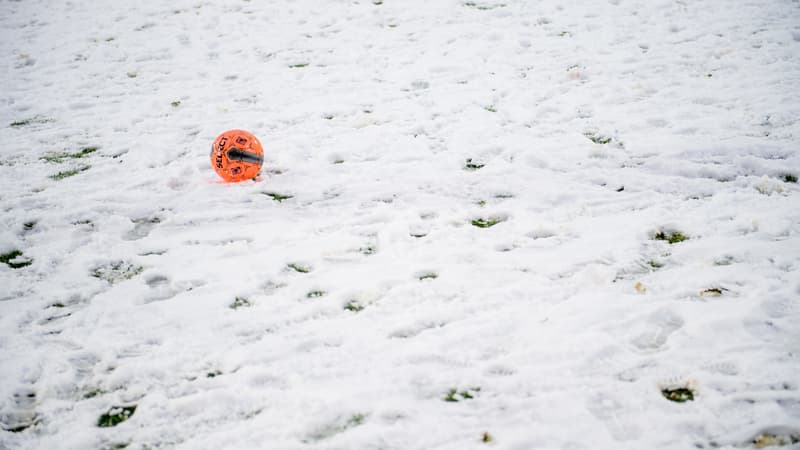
[1,0,800,448]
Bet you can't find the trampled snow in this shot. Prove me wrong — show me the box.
[1,0,799,449]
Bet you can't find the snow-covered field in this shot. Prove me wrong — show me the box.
[2,0,800,448]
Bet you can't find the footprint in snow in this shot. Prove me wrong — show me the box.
[0,388,38,433]
[124,216,163,241]
[629,309,684,352]
[584,393,642,441]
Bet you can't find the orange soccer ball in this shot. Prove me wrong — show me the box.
[210,129,264,182]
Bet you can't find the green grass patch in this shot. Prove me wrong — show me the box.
[418,272,438,281]
[661,387,694,403]
[230,296,251,309]
[171,100,181,107]
[344,301,364,312]
[781,174,798,183]
[306,290,326,299]
[287,263,311,273]
[654,230,689,244]
[584,132,612,145]
[263,192,293,202]
[482,432,493,443]
[444,387,480,402]
[42,147,98,163]
[483,105,497,112]
[97,405,137,427]
[289,63,309,68]
[49,165,90,180]
[472,217,505,228]
[83,388,105,399]
[1,250,32,268]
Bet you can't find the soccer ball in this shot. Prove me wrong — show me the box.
[210,129,264,182]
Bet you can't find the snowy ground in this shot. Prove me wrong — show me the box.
[2,0,800,449]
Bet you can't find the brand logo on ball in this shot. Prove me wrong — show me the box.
[210,130,264,182]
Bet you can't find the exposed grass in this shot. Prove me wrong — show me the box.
[584,132,612,145]
[360,245,377,255]
[91,261,143,284]
[700,287,727,297]
[647,260,664,269]
[42,146,98,163]
[418,272,438,281]
[171,100,181,107]
[289,63,309,68]
[10,116,52,127]
[482,432,493,443]
[306,290,326,299]
[781,174,798,183]
[97,405,137,427]
[206,370,222,378]
[1,250,32,269]
[661,387,694,403]
[654,230,688,244]
[287,263,311,273]
[464,2,506,10]
[73,219,94,227]
[465,158,485,170]
[49,165,90,180]
[444,387,480,402]
[472,217,505,228]
[230,297,251,309]
[263,192,294,202]
[344,301,364,312]
[83,388,105,399]
[483,105,497,112]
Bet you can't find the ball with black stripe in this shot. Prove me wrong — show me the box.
[210,129,264,182]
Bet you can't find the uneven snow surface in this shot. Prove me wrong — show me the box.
[2,0,800,449]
